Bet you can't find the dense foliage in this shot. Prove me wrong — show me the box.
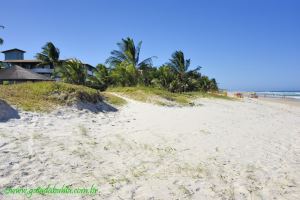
[54,59,87,85]
[35,38,218,93]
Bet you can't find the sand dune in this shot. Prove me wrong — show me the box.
[0,97,299,199]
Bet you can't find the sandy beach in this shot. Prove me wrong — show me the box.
[0,96,299,199]
[259,97,300,107]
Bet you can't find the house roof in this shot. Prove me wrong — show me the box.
[0,65,52,81]
[84,64,95,70]
[2,60,41,63]
[1,48,26,53]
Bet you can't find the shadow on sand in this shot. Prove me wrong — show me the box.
[75,101,118,113]
[0,99,20,122]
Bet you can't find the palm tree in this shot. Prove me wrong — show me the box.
[106,37,155,69]
[167,51,201,92]
[88,64,110,90]
[54,59,87,85]
[0,25,4,45]
[35,42,61,69]
[138,65,157,86]
[200,76,210,92]
[110,62,139,86]
[152,65,176,90]
[209,78,218,91]
[167,51,201,79]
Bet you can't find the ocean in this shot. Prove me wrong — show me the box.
[256,91,300,100]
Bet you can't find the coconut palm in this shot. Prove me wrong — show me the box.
[110,61,139,86]
[151,65,176,90]
[87,64,110,91]
[138,65,157,86]
[35,42,61,69]
[0,25,4,45]
[106,37,155,69]
[199,76,210,92]
[167,51,201,79]
[55,59,87,85]
[166,51,201,92]
[209,78,218,91]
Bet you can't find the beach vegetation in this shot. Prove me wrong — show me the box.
[108,86,231,106]
[0,37,225,110]
[105,37,155,70]
[87,64,110,91]
[54,59,87,85]
[36,42,62,70]
[32,38,219,96]
[101,92,127,106]
[0,82,125,112]
[101,38,219,93]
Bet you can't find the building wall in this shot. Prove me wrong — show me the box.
[4,51,24,60]
[2,61,94,78]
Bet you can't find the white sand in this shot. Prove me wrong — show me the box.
[0,97,299,199]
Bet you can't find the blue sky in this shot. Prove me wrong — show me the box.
[0,0,299,91]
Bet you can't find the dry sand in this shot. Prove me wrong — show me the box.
[0,96,299,199]
[259,97,300,107]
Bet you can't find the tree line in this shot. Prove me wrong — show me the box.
[7,37,219,93]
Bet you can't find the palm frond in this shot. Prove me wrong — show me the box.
[0,26,4,45]
[59,59,87,85]
[138,56,156,68]
[136,41,142,65]
[106,37,155,69]
[167,51,191,74]
[35,42,60,68]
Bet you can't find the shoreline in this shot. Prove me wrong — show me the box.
[228,91,300,107]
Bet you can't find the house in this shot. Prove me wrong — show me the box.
[0,48,94,77]
[1,49,53,77]
[0,65,52,84]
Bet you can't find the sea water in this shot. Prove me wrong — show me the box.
[256,91,300,99]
